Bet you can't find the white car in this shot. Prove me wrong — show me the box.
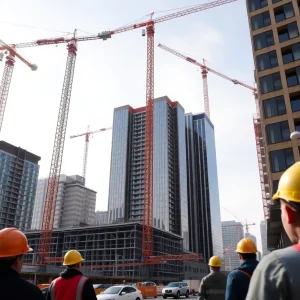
[97,285,143,300]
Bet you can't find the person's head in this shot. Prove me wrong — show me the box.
[0,227,32,273]
[235,238,257,261]
[272,162,300,244]
[63,250,84,270]
[208,256,222,272]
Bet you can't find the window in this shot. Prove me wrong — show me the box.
[254,31,274,50]
[273,180,279,192]
[251,11,271,30]
[263,96,286,118]
[290,93,300,112]
[295,119,300,132]
[248,0,267,11]
[270,148,294,172]
[259,72,282,94]
[266,121,290,144]
[274,3,295,23]
[282,43,300,64]
[278,22,299,42]
[256,50,278,71]
[286,67,300,87]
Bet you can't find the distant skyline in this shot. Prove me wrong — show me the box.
[0,0,263,251]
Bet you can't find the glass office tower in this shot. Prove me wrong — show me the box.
[108,96,189,249]
[185,113,223,262]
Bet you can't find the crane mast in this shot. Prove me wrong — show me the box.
[38,40,77,263]
[0,54,15,132]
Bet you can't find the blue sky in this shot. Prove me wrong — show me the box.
[0,0,264,251]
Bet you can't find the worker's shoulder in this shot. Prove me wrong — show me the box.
[19,278,44,299]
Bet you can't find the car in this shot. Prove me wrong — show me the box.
[97,285,143,300]
[162,282,189,299]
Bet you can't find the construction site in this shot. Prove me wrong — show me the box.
[1,0,287,284]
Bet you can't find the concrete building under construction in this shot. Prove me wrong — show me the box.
[24,222,205,281]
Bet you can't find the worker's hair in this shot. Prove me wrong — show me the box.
[281,199,300,213]
[0,255,21,267]
[210,266,221,272]
[239,253,257,260]
[66,263,79,269]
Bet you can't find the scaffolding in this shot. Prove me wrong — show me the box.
[24,222,184,281]
[253,114,270,220]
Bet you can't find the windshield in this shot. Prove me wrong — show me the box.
[102,287,122,294]
[166,283,179,287]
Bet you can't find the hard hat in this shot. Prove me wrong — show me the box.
[63,250,84,266]
[0,228,32,258]
[235,238,257,253]
[272,162,300,203]
[208,256,222,267]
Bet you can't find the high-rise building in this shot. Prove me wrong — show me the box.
[31,175,96,229]
[260,220,270,256]
[246,0,300,249]
[185,113,223,262]
[222,221,245,271]
[108,96,189,249]
[95,211,108,225]
[0,141,40,230]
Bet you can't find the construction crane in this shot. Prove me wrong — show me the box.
[0,38,37,132]
[70,126,112,179]
[3,0,237,265]
[159,43,270,220]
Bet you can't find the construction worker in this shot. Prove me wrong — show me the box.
[47,249,96,300]
[0,227,44,300]
[225,238,258,300]
[199,256,227,300]
[246,162,300,300]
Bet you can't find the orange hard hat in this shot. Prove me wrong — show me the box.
[0,227,32,257]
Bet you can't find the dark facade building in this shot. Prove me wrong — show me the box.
[108,96,189,250]
[246,0,300,249]
[0,141,40,230]
[185,113,223,262]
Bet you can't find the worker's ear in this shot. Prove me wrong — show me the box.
[285,205,297,224]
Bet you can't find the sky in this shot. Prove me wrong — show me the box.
[0,0,264,252]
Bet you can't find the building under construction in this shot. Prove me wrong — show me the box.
[23,222,204,282]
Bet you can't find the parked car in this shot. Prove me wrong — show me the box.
[97,285,143,300]
[93,284,111,295]
[162,282,189,299]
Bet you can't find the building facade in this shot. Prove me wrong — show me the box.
[185,113,223,262]
[95,211,108,225]
[108,96,189,249]
[0,141,40,230]
[246,0,300,249]
[31,175,96,229]
[260,220,270,256]
[222,221,244,271]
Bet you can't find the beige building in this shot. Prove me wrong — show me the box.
[247,0,300,249]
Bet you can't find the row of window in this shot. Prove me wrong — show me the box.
[256,42,300,71]
[248,0,285,12]
[263,93,300,118]
[251,2,295,31]
[259,66,300,94]
[254,22,299,51]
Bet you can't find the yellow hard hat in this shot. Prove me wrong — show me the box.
[208,256,222,267]
[235,238,257,253]
[63,250,84,266]
[272,162,300,203]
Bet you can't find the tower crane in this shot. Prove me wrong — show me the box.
[70,126,112,179]
[159,43,270,220]
[2,0,237,265]
[0,38,37,132]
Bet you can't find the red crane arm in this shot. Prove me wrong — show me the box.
[0,0,237,50]
[70,127,112,138]
[158,43,256,93]
[0,39,37,70]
